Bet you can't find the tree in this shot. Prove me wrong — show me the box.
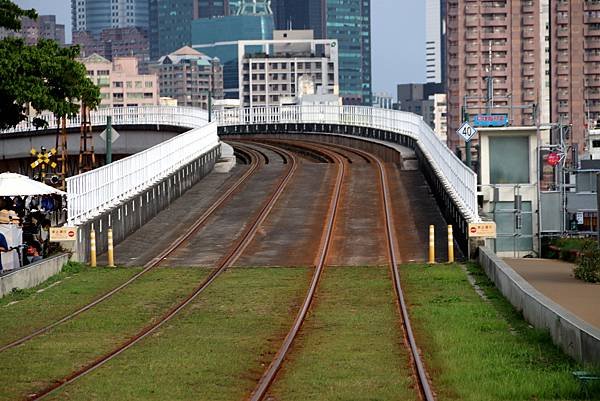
[0,0,36,31]
[0,1,100,130]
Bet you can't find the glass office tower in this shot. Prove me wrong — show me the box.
[326,0,371,105]
[191,14,274,98]
[149,0,194,60]
[72,0,149,36]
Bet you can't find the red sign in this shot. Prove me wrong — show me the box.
[470,227,477,234]
[547,152,561,167]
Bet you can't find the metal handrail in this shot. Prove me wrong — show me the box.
[1,106,209,134]
[66,121,218,225]
[215,105,480,222]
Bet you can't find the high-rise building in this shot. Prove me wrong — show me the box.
[326,0,371,105]
[548,0,600,153]
[150,46,224,109]
[191,13,274,98]
[72,0,149,36]
[80,54,159,108]
[74,27,150,68]
[149,0,194,60]
[272,0,371,105]
[396,83,447,141]
[425,0,446,84]
[273,0,325,39]
[446,0,544,151]
[0,15,65,46]
[195,0,231,18]
[237,31,339,107]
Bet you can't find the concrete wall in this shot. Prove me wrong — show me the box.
[74,145,221,262]
[0,253,70,298]
[478,246,600,365]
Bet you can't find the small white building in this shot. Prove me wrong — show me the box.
[237,30,339,108]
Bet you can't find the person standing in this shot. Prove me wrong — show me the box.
[0,231,9,274]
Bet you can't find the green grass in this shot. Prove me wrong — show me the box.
[268,266,419,401]
[45,267,311,401]
[402,262,598,401]
[0,263,140,347]
[0,267,211,401]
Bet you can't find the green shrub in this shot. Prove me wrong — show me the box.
[62,261,86,274]
[575,245,600,283]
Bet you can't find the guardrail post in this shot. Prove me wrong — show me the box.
[107,228,115,267]
[429,225,435,264]
[90,229,97,267]
[447,225,454,263]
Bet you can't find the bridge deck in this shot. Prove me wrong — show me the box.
[99,138,452,268]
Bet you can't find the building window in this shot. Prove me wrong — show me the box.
[489,136,530,184]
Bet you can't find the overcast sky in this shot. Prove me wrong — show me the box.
[14,0,427,96]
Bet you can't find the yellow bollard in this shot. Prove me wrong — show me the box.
[447,225,455,263]
[428,225,435,264]
[90,229,97,267]
[107,228,115,267]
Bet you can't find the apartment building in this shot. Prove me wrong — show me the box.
[150,46,224,109]
[446,0,544,151]
[0,15,65,45]
[81,54,159,108]
[238,31,339,107]
[549,0,600,153]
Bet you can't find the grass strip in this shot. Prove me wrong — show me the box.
[0,267,210,401]
[268,266,419,401]
[0,263,140,348]
[402,263,597,401]
[45,267,311,401]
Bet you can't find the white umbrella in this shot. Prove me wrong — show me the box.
[0,172,66,196]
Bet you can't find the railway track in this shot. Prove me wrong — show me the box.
[0,147,265,355]
[245,139,435,401]
[247,141,346,401]
[27,144,299,400]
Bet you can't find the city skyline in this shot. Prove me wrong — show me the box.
[13,0,428,96]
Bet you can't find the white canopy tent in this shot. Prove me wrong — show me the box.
[0,172,66,197]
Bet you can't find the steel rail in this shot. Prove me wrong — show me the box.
[0,150,262,354]
[333,142,436,401]
[28,146,299,400]
[247,142,346,401]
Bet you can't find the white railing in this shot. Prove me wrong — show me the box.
[66,122,219,225]
[215,105,479,222]
[2,106,209,134]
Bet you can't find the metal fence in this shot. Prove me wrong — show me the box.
[66,122,219,225]
[1,106,209,134]
[215,105,479,222]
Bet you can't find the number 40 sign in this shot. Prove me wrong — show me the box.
[457,122,478,143]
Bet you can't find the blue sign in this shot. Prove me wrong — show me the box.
[473,114,509,127]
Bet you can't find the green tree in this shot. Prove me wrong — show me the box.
[0,0,100,130]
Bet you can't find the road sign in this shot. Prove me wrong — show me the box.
[546,152,562,167]
[468,222,496,238]
[100,127,120,143]
[50,227,78,242]
[473,114,509,127]
[457,122,478,143]
[576,212,584,225]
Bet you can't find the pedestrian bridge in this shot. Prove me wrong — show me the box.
[2,105,479,253]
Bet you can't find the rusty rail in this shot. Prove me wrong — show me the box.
[28,145,298,400]
[333,142,436,401]
[0,148,262,355]
[247,142,346,401]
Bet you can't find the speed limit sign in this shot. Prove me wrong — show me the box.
[457,122,478,143]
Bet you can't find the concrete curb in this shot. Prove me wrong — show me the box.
[478,246,600,364]
[0,253,70,298]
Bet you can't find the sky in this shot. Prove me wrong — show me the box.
[14,0,427,96]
